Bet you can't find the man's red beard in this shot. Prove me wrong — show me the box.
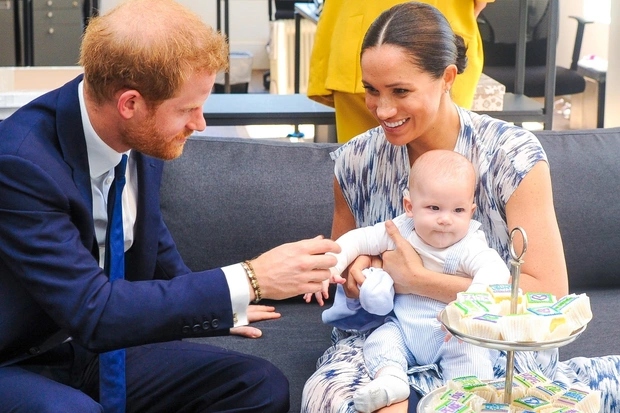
[121,111,193,160]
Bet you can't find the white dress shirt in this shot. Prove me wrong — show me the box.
[78,81,249,326]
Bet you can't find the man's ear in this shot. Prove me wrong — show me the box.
[117,90,143,120]
[403,196,414,218]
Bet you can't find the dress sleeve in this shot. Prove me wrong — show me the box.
[490,128,548,208]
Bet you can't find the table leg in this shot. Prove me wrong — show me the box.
[294,11,301,94]
[597,80,606,128]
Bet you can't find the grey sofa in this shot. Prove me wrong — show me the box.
[160,128,620,412]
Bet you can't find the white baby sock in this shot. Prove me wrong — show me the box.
[353,368,409,413]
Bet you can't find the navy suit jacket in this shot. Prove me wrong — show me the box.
[0,76,234,365]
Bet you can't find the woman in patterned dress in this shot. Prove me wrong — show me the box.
[302,3,620,413]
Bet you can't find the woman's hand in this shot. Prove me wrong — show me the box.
[382,220,472,303]
[381,220,424,294]
[342,255,371,299]
[341,255,383,299]
[230,304,281,338]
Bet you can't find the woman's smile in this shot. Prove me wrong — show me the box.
[383,118,409,129]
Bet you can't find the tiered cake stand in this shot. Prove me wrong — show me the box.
[418,227,587,411]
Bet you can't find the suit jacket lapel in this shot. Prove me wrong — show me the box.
[55,75,98,258]
[56,75,93,214]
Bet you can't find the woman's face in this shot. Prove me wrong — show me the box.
[361,45,446,146]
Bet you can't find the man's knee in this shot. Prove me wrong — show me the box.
[0,366,103,413]
[27,396,103,413]
[231,356,289,412]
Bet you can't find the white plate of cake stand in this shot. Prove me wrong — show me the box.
[418,227,588,411]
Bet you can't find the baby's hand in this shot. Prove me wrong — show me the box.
[303,269,346,306]
[329,267,346,285]
[304,279,330,306]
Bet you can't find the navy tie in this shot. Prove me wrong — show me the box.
[100,154,128,413]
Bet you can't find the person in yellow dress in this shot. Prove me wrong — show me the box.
[307,0,491,143]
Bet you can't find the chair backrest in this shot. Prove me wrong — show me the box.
[477,0,587,128]
[272,0,314,20]
[479,0,554,67]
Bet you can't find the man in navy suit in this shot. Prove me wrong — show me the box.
[0,0,339,411]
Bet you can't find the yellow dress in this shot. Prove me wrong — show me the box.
[307,0,491,142]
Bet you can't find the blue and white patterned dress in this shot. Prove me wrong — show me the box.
[301,106,620,413]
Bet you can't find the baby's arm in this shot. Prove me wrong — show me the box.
[304,221,393,305]
[330,222,393,275]
[464,231,511,292]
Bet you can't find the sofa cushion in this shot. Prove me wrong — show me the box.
[188,298,334,412]
[558,287,620,361]
[161,136,340,272]
[535,127,620,290]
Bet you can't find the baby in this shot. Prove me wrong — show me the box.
[310,149,510,412]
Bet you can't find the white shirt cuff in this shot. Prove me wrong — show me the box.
[222,263,250,327]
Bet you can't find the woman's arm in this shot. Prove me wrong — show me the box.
[382,160,569,303]
[335,175,472,303]
[474,1,488,18]
[504,161,568,298]
[382,222,473,303]
[331,177,357,239]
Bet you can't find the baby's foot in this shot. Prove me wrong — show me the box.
[353,374,409,413]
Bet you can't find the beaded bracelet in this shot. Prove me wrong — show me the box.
[242,260,262,303]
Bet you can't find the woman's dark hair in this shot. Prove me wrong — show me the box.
[361,2,468,79]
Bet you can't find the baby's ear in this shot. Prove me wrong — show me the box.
[403,196,414,218]
[471,203,477,216]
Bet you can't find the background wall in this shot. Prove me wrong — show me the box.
[557,0,609,65]
[604,0,619,127]
[99,1,611,77]
[99,0,272,69]
[99,0,618,125]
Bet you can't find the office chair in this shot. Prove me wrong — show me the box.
[477,0,592,126]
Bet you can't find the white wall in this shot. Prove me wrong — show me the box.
[559,0,618,128]
[100,0,619,123]
[604,0,619,127]
[100,0,272,69]
[100,1,610,80]
[557,0,609,66]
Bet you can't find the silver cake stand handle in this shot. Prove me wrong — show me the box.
[504,227,528,403]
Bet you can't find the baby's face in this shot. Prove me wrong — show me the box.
[408,178,476,249]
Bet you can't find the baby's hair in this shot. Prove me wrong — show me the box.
[409,150,476,193]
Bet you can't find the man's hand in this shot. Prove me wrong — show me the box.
[230,304,281,338]
[251,236,340,301]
